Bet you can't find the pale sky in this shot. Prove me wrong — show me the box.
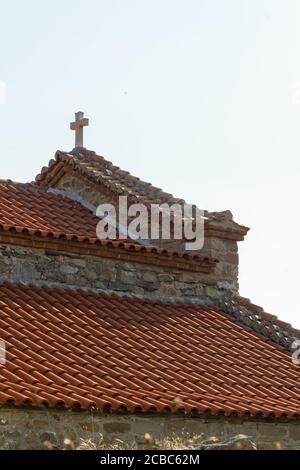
[1,0,300,326]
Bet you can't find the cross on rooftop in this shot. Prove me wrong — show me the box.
[70,111,89,148]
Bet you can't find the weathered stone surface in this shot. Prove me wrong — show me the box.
[256,441,283,450]
[157,273,174,282]
[257,423,288,440]
[166,417,212,436]
[181,273,199,283]
[40,431,58,446]
[222,421,257,438]
[56,174,112,208]
[103,422,131,434]
[118,270,137,285]
[136,279,160,291]
[0,245,229,303]
[142,272,157,283]
[79,422,100,433]
[157,283,178,297]
[196,434,256,450]
[205,286,219,297]
[45,171,244,293]
[289,424,300,442]
[0,408,295,450]
[60,265,78,275]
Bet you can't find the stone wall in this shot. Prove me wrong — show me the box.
[55,173,112,208]
[201,238,239,291]
[0,245,227,303]
[0,407,299,450]
[52,173,240,291]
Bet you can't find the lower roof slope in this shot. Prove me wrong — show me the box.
[0,283,300,418]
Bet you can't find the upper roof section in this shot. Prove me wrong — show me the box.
[35,148,249,242]
[36,148,185,206]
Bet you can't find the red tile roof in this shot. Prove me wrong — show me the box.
[0,181,216,269]
[35,148,249,240]
[220,294,300,351]
[0,181,99,243]
[1,282,300,418]
[36,149,186,206]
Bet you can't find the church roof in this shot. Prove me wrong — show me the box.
[0,181,100,242]
[0,144,297,421]
[36,148,186,206]
[35,148,249,241]
[0,282,300,418]
[0,181,215,272]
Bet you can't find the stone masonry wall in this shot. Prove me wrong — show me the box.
[201,238,239,291]
[0,245,228,303]
[0,407,299,450]
[53,174,240,291]
[55,173,113,208]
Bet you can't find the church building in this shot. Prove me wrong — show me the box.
[0,113,300,450]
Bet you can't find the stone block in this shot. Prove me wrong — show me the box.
[71,259,87,268]
[79,422,101,433]
[157,273,174,282]
[118,270,136,285]
[39,431,58,447]
[157,283,178,297]
[86,270,98,281]
[137,280,160,291]
[60,265,78,275]
[288,424,300,442]
[141,272,157,283]
[131,418,166,437]
[205,286,218,297]
[181,273,198,283]
[103,422,131,434]
[257,423,288,440]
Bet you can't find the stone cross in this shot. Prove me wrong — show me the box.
[70,111,89,148]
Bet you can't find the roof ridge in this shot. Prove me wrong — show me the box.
[0,180,38,189]
[34,149,250,236]
[70,148,163,190]
[219,293,300,351]
[36,148,186,205]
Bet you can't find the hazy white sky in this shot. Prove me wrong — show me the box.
[1,0,300,326]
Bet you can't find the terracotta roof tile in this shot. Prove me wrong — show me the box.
[34,149,250,239]
[0,181,100,242]
[0,181,215,268]
[0,282,300,418]
[36,149,185,206]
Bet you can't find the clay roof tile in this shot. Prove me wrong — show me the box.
[0,282,300,418]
